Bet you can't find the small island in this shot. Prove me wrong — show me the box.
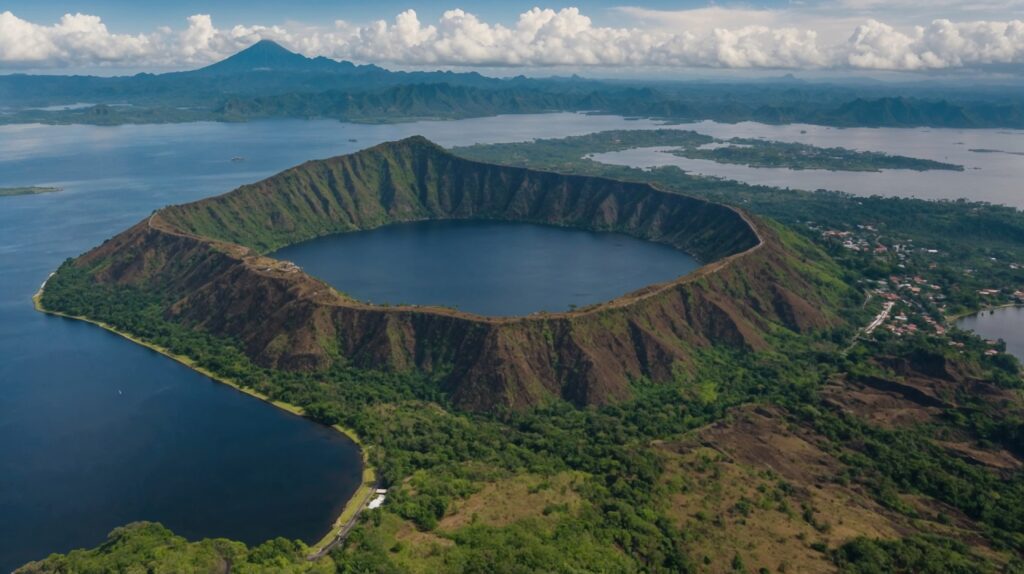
[673,138,964,172]
[969,148,1024,157]
[0,186,62,197]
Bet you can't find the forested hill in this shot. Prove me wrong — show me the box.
[4,40,1024,128]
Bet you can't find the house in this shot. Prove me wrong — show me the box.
[368,493,387,510]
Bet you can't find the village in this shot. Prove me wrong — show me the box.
[815,223,1024,351]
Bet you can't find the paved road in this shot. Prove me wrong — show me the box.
[865,301,895,335]
[844,300,895,353]
[308,482,380,561]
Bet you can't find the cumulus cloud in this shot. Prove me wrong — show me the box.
[0,11,152,66]
[844,18,1024,70]
[1,7,1024,73]
[0,10,301,68]
[324,8,827,68]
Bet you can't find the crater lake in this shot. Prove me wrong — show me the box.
[270,219,701,317]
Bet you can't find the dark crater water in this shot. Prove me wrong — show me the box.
[271,219,702,317]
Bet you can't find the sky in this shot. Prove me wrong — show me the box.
[2,1,1024,77]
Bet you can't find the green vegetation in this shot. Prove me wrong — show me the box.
[30,257,1024,571]
[16,522,335,573]
[32,258,1024,570]
[675,138,963,172]
[0,186,61,197]
[832,535,1012,573]
[23,133,1024,572]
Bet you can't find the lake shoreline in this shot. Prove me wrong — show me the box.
[31,283,375,557]
[945,303,1024,325]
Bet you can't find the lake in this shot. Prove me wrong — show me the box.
[590,121,1024,209]
[0,113,666,571]
[271,220,700,317]
[956,306,1024,361]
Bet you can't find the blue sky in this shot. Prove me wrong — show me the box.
[2,1,1023,76]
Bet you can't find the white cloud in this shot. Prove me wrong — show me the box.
[0,11,152,66]
[843,18,1024,70]
[1,7,1024,73]
[325,8,827,68]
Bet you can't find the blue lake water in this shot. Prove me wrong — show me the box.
[272,220,700,317]
[957,306,1024,361]
[0,113,664,571]
[591,121,1024,208]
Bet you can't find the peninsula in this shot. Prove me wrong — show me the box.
[674,138,964,172]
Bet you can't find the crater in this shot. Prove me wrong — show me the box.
[46,136,847,410]
[269,219,701,317]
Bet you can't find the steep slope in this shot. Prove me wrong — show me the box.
[47,137,850,411]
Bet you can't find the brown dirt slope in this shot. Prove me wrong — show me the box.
[661,405,1006,573]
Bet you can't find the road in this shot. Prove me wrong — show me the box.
[864,301,895,335]
[843,300,894,354]
[307,481,381,561]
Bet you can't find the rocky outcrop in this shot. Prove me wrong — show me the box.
[66,136,847,411]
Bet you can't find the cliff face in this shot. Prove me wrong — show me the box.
[68,137,847,410]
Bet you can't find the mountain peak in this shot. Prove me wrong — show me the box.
[195,39,346,75]
[243,39,292,56]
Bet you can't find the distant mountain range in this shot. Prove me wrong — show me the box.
[3,40,1024,128]
[192,40,371,76]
